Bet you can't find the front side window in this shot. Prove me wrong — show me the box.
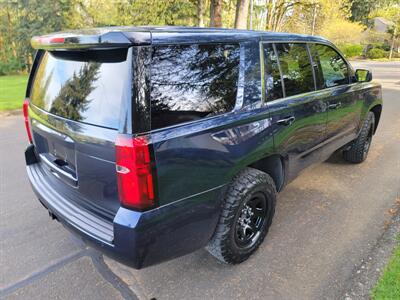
[150,44,240,130]
[275,43,315,97]
[310,44,349,89]
[263,44,283,101]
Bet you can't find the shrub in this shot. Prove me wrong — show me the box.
[0,57,25,76]
[368,42,391,51]
[366,48,388,59]
[339,44,364,58]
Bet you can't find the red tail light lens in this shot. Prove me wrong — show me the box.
[23,98,33,143]
[115,134,155,210]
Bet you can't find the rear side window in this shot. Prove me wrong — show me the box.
[310,44,349,89]
[263,44,283,101]
[150,44,240,129]
[274,43,315,97]
[30,49,131,129]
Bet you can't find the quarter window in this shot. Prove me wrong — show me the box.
[263,44,283,101]
[310,44,349,89]
[274,43,315,97]
[150,44,240,130]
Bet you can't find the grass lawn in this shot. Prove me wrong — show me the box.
[0,75,29,111]
[371,242,400,299]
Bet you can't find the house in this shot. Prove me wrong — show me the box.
[373,17,395,33]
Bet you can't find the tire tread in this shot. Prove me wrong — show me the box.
[343,111,375,163]
[206,168,276,264]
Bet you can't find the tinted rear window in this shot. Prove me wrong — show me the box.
[30,49,131,129]
[150,44,240,129]
[274,43,315,97]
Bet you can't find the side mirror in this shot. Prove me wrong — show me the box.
[355,69,372,82]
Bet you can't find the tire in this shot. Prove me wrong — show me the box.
[206,167,276,264]
[343,111,375,163]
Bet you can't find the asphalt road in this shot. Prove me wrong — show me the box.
[1,61,399,300]
[0,115,135,298]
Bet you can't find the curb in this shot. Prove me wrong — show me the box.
[341,198,400,299]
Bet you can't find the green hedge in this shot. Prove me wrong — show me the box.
[339,44,364,58]
[0,57,25,76]
[367,42,391,51]
[366,48,388,59]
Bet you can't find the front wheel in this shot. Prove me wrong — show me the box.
[206,168,276,264]
[343,111,375,163]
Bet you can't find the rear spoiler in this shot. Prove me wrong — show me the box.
[31,29,151,50]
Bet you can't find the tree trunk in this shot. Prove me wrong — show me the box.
[6,7,17,58]
[234,0,250,29]
[25,52,32,73]
[311,3,318,36]
[249,0,254,29]
[210,0,222,27]
[197,0,204,27]
[389,27,396,60]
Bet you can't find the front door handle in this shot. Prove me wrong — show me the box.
[328,102,342,110]
[277,116,295,126]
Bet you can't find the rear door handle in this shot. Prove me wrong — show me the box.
[277,116,295,126]
[328,102,342,110]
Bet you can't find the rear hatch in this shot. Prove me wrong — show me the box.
[28,47,132,219]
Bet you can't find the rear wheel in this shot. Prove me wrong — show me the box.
[206,168,276,264]
[343,111,375,163]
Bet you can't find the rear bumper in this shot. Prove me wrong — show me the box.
[25,146,225,269]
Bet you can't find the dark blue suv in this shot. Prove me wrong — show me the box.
[24,27,382,268]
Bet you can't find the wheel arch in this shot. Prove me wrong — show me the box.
[370,104,382,134]
[247,154,286,192]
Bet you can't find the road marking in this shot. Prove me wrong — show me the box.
[0,250,86,298]
[88,249,139,300]
[0,248,139,300]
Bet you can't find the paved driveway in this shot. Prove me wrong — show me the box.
[1,61,399,300]
[0,117,135,299]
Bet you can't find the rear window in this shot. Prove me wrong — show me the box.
[274,43,315,97]
[150,44,240,129]
[30,48,131,129]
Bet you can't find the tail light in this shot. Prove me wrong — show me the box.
[115,134,155,210]
[23,98,33,143]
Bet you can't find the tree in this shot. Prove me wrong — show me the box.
[1,0,393,74]
[387,23,399,59]
[0,0,75,73]
[210,0,222,27]
[283,0,365,45]
[197,0,205,27]
[97,0,196,27]
[49,62,101,121]
[259,0,302,32]
[370,6,400,59]
[234,0,250,29]
[350,0,377,26]
[0,2,21,74]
